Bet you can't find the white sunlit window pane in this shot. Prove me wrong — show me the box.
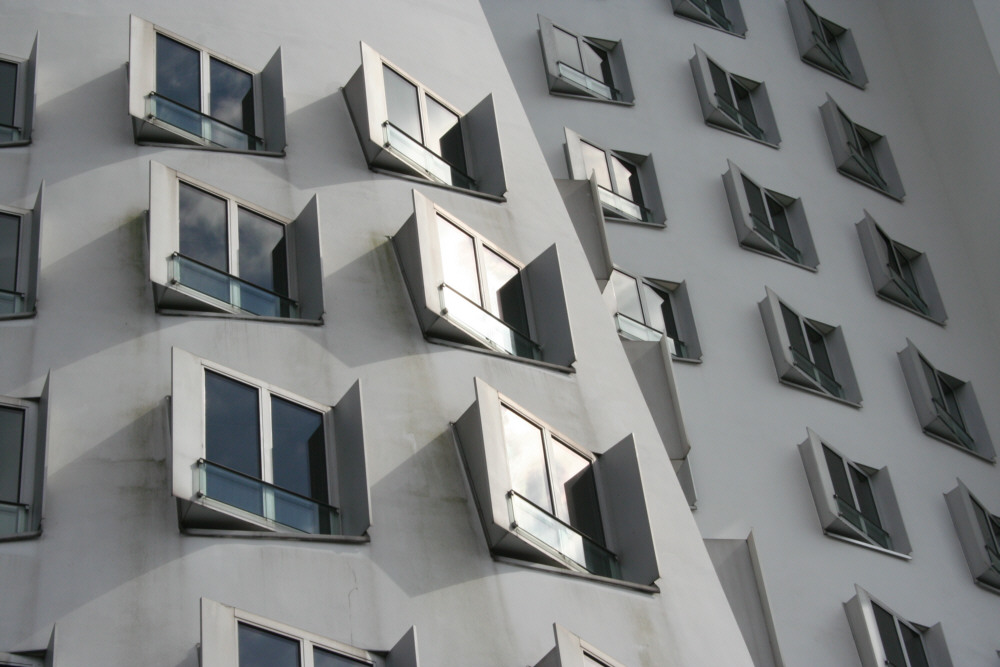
[481,247,528,333]
[501,406,551,512]
[436,215,481,306]
[383,65,422,142]
[610,271,643,324]
[580,142,612,191]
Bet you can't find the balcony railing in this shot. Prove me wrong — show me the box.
[556,62,620,101]
[614,312,662,342]
[0,288,25,316]
[887,269,930,316]
[383,121,475,190]
[846,141,889,191]
[0,500,29,536]
[507,491,620,579]
[439,284,540,360]
[835,495,892,550]
[811,32,852,79]
[715,94,765,141]
[597,185,651,223]
[196,459,340,535]
[790,347,844,399]
[930,398,976,451]
[169,253,298,319]
[146,92,263,151]
[689,0,732,31]
[749,212,802,263]
[0,122,21,143]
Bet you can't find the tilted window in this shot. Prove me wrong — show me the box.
[200,598,418,667]
[759,287,862,405]
[844,586,954,667]
[606,269,701,360]
[670,0,747,36]
[128,16,285,154]
[170,348,370,540]
[945,480,1000,593]
[856,212,945,323]
[393,190,575,368]
[148,161,324,323]
[820,95,904,200]
[0,380,48,541]
[723,160,817,269]
[343,42,506,199]
[533,624,626,667]
[564,128,665,226]
[691,47,780,146]
[0,184,43,319]
[0,36,37,146]
[898,340,995,460]
[787,0,867,88]
[537,16,634,104]
[453,378,659,591]
[799,429,910,555]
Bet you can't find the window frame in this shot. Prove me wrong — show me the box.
[945,480,1000,593]
[820,95,904,200]
[723,160,817,270]
[0,379,48,543]
[148,161,324,324]
[844,586,954,667]
[170,348,370,541]
[690,47,780,147]
[537,16,634,105]
[343,42,507,200]
[127,16,285,155]
[606,269,702,361]
[787,0,868,88]
[533,624,626,667]
[759,287,862,406]
[670,0,747,36]
[856,212,946,324]
[897,340,995,461]
[0,35,37,147]
[0,183,43,320]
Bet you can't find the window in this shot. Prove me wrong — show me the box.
[759,287,862,405]
[844,586,954,667]
[170,348,370,539]
[856,212,946,323]
[799,430,910,555]
[393,190,575,369]
[897,340,995,461]
[945,480,1000,593]
[606,269,701,360]
[670,0,747,36]
[453,378,659,591]
[564,128,665,226]
[148,161,324,322]
[0,36,37,146]
[537,16,634,104]
[533,624,626,667]
[787,0,868,88]
[690,47,780,146]
[199,598,418,667]
[0,184,43,319]
[723,160,818,269]
[0,380,48,542]
[128,16,286,154]
[820,95,904,200]
[344,42,507,199]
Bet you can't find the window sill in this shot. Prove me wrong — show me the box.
[825,531,911,561]
[426,334,576,374]
[706,117,779,149]
[741,242,819,272]
[603,213,666,229]
[134,136,284,158]
[156,307,323,326]
[675,13,746,38]
[801,58,866,90]
[0,139,31,148]
[778,377,861,408]
[0,310,37,322]
[181,527,370,543]
[671,354,702,364]
[549,90,635,107]
[0,530,41,543]
[973,577,1000,596]
[836,167,904,202]
[368,165,506,203]
[922,429,996,463]
[875,293,946,326]
[493,554,659,594]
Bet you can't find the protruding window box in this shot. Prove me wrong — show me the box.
[787,0,868,88]
[0,35,37,146]
[691,47,780,147]
[844,586,954,667]
[537,16,634,105]
[945,480,1000,593]
[0,378,49,543]
[820,95,904,200]
[671,0,747,36]
[0,184,43,320]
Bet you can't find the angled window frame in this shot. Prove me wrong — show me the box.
[148,161,324,324]
[799,429,910,557]
[0,377,48,543]
[945,480,1000,593]
[844,585,954,667]
[690,47,780,146]
[856,211,945,324]
[343,42,506,200]
[671,0,747,36]
[533,624,626,667]
[453,377,660,592]
[564,127,665,227]
[820,95,904,200]
[537,15,634,105]
[723,160,817,270]
[199,598,418,667]
[392,189,575,370]
[0,183,43,320]
[759,287,862,405]
[170,347,370,541]
[0,35,37,147]
[127,16,285,155]
[606,268,702,361]
[787,0,867,88]
[897,340,995,461]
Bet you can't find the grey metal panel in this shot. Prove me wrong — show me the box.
[607,40,634,102]
[798,430,840,536]
[199,598,237,667]
[147,161,179,291]
[872,466,910,554]
[689,46,721,125]
[751,81,780,145]
[839,30,869,88]
[955,382,995,459]
[537,15,561,91]
[170,347,204,503]
[24,183,42,313]
[672,281,702,360]
[553,624,586,666]
[29,376,49,533]
[819,95,851,171]
[563,127,588,180]
[825,327,861,405]
[524,244,576,368]
[758,287,794,381]
[856,212,894,295]
[785,0,815,60]
[21,34,37,140]
[843,587,881,667]
[621,338,689,460]
[386,626,420,667]
[464,93,506,198]
[259,47,286,154]
[333,380,370,537]
[898,340,938,432]
[392,190,444,334]
[128,16,156,127]
[555,178,613,284]
[922,623,955,667]
[944,481,995,586]
[723,160,755,246]
[621,149,665,226]
[290,195,324,322]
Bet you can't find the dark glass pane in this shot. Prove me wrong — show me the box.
[549,439,605,545]
[850,466,880,528]
[780,305,808,358]
[822,446,852,508]
[156,34,201,111]
[920,358,945,407]
[205,371,261,478]
[436,215,481,306]
[765,196,794,247]
[426,96,467,174]
[609,155,644,206]
[733,81,757,126]
[708,61,733,108]
[501,406,551,512]
[270,396,327,502]
[179,183,229,273]
[580,42,612,85]
[0,60,16,128]
[237,623,300,667]
[805,5,824,37]
[973,500,1000,552]
[0,406,25,504]
[805,324,834,379]
[901,623,930,667]
[706,0,727,18]
[237,207,287,295]
[897,253,919,292]
[483,248,528,334]
[383,66,421,142]
[742,176,768,227]
[553,28,583,72]
[313,647,368,667]
[872,603,907,667]
[822,23,844,62]
[580,142,612,191]
[941,382,964,428]
[0,212,20,292]
[656,292,678,340]
[209,57,255,136]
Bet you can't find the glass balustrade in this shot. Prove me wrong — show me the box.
[596,186,651,223]
[439,284,540,360]
[790,347,844,398]
[0,288,24,315]
[556,62,619,101]
[0,501,29,536]
[383,121,474,190]
[749,213,802,263]
[0,122,20,143]
[147,92,263,151]
[931,398,976,451]
[835,495,892,550]
[715,95,765,140]
[170,254,298,318]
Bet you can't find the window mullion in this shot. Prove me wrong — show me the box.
[540,427,557,515]
[473,238,488,309]
[416,88,430,149]
[605,151,619,195]
[259,388,274,484]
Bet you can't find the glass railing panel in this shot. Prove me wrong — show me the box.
[0,288,25,315]
[556,62,619,101]
[614,312,663,342]
[668,337,689,358]
[931,398,976,451]
[439,284,540,360]
[146,92,263,151]
[507,491,620,579]
[597,186,651,223]
[383,121,475,190]
[846,142,889,191]
[0,501,29,536]
[170,254,298,318]
[715,95,765,140]
[197,460,340,535]
[811,33,852,78]
[835,496,892,550]
[0,123,21,143]
[789,347,845,398]
[887,270,930,315]
[749,213,802,263]
[689,0,732,30]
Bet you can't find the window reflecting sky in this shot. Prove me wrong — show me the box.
[0,212,20,292]
[156,34,200,110]
[383,65,421,142]
[238,623,301,667]
[501,406,550,511]
[179,183,228,272]
[237,207,286,294]
[271,396,326,501]
[0,406,24,503]
[205,371,261,479]
[436,215,480,306]
[210,57,254,134]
